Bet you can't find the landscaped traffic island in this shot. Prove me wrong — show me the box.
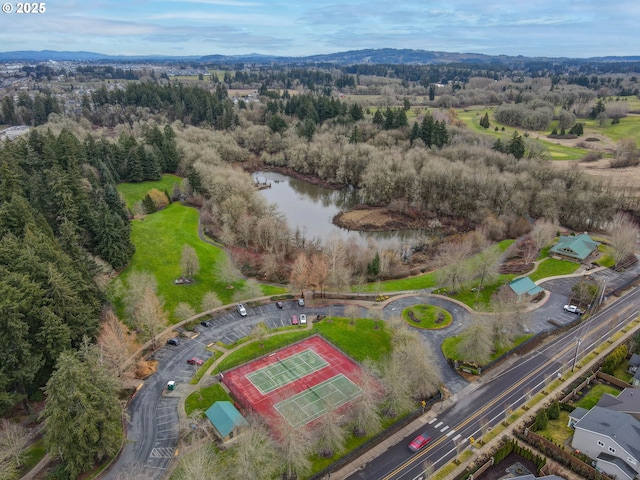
[402,304,452,329]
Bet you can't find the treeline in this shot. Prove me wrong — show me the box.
[0,91,61,126]
[86,82,236,128]
[0,128,135,415]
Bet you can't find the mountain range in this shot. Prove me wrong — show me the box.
[1,48,639,65]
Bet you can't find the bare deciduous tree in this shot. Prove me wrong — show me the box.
[124,271,158,318]
[314,405,347,458]
[308,254,329,296]
[349,372,383,437]
[134,287,169,349]
[457,316,493,365]
[223,417,279,479]
[490,287,526,349]
[200,291,222,312]
[0,419,29,469]
[344,304,361,325]
[609,212,639,270]
[233,278,263,302]
[436,240,473,293]
[213,255,242,289]
[289,252,310,296]
[469,244,501,291]
[273,415,312,480]
[530,218,557,252]
[250,323,269,348]
[174,444,222,480]
[174,302,196,321]
[97,310,133,378]
[180,244,200,280]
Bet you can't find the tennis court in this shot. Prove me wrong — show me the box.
[223,336,367,427]
[274,374,362,427]
[246,349,329,394]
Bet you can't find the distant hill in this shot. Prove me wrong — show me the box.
[1,48,639,66]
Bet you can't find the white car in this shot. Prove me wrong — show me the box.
[297,298,305,307]
[300,314,307,325]
[236,304,247,317]
[563,305,583,315]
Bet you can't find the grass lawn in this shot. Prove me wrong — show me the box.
[117,174,182,209]
[214,330,315,373]
[402,304,452,329]
[357,239,514,294]
[215,317,392,373]
[114,202,285,321]
[447,273,515,309]
[314,317,392,363]
[529,257,580,281]
[595,245,615,268]
[185,383,233,416]
[537,410,574,446]
[582,114,640,142]
[611,362,633,383]
[575,384,621,409]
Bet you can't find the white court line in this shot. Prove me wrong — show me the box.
[434,421,443,428]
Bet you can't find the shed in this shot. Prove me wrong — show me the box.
[509,276,543,297]
[205,401,248,441]
[628,353,640,374]
[549,233,600,262]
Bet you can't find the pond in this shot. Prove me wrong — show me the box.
[254,171,424,249]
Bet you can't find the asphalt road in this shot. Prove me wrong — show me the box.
[103,263,638,479]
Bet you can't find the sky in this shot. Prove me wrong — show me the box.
[0,0,638,58]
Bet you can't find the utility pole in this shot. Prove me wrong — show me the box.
[571,338,582,372]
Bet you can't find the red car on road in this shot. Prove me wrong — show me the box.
[187,357,204,366]
[291,315,299,325]
[408,433,431,452]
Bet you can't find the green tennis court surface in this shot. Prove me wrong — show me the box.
[274,374,362,427]
[246,349,329,395]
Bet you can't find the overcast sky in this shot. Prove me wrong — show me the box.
[0,0,638,58]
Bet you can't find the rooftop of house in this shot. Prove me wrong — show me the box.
[574,406,640,462]
[549,233,600,261]
[205,401,248,438]
[597,388,640,415]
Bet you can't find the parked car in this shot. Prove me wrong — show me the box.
[408,433,431,452]
[200,320,212,327]
[300,313,307,325]
[275,301,284,309]
[563,305,583,315]
[236,303,247,317]
[291,314,299,325]
[187,357,204,366]
[298,298,305,307]
[167,338,180,346]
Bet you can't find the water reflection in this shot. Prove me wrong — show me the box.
[255,171,425,249]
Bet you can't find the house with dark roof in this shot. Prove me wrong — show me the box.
[549,234,600,262]
[509,276,543,297]
[596,388,640,421]
[571,406,640,480]
[205,401,248,442]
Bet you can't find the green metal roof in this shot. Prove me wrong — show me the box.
[549,234,600,261]
[205,401,248,438]
[509,276,543,296]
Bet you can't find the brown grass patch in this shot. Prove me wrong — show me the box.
[135,359,158,379]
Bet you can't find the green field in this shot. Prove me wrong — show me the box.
[402,304,452,329]
[115,201,285,321]
[456,107,588,160]
[117,174,182,209]
[582,114,640,142]
[529,257,580,281]
[575,384,620,409]
[185,384,233,416]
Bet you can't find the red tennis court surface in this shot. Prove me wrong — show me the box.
[222,335,365,426]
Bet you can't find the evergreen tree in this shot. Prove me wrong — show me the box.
[372,109,384,126]
[507,131,526,159]
[142,193,156,214]
[43,347,122,479]
[480,112,490,129]
[420,112,435,147]
[410,122,421,145]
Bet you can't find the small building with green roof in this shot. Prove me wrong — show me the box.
[205,401,248,442]
[509,276,543,297]
[549,233,600,262]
